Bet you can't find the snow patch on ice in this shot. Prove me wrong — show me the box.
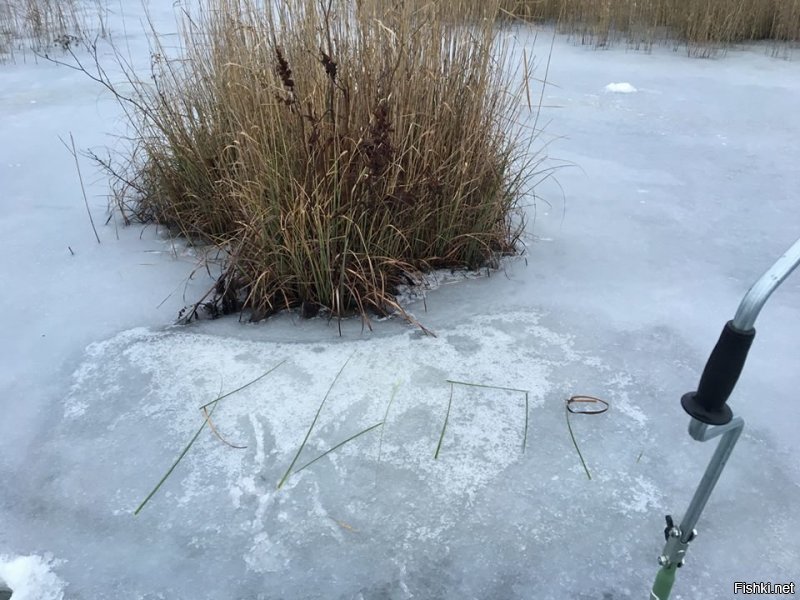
[59,308,673,583]
[250,414,266,471]
[244,532,288,573]
[63,400,88,418]
[0,554,65,600]
[64,327,155,419]
[605,372,648,426]
[616,476,663,514]
[604,82,637,93]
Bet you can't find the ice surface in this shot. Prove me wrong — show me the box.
[1,6,799,600]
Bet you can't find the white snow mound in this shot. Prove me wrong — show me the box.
[0,555,65,600]
[604,82,637,93]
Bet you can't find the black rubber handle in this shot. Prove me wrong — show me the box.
[681,320,756,425]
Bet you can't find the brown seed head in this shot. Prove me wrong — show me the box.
[275,46,295,93]
[319,49,337,83]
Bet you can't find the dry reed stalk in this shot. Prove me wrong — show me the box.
[496,0,799,51]
[0,0,107,60]
[100,0,539,328]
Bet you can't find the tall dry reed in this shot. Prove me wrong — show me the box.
[0,0,106,60]
[499,0,800,52]
[100,0,539,328]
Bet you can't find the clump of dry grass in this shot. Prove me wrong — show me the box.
[498,0,800,54]
[0,0,106,60]
[102,0,539,329]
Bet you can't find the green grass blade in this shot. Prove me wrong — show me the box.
[446,379,528,394]
[376,381,401,485]
[294,422,384,475]
[434,382,454,459]
[135,363,284,515]
[134,403,217,516]
[565,403,591,480]
[199,359,286,410]
[277,351,355,489]
[446,378,529,454]
[523,391,529,453]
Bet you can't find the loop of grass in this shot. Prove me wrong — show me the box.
[564,395,610,481]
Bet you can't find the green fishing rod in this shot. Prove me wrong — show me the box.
[650,236,800,599]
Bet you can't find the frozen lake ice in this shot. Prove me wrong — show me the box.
[1,6,798,599]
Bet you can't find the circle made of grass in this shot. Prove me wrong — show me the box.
[566,395,609,415]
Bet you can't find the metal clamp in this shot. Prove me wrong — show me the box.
[658,515,696,568]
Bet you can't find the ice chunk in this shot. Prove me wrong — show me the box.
[0,555,65,600]
[604,82,638,93]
